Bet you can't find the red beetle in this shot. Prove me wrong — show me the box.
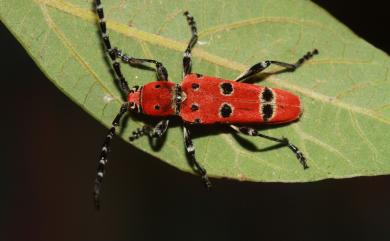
[93,0,318,208]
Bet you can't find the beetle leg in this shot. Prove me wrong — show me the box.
[129,119,170,141]
[230,125,308,169]
[183,125,212,189]
[95,0,131,94]
[93,103,129,210]
[95,0,168,81]
[183,11,198,76]
[234,49,318,82]
[116,50,169,81]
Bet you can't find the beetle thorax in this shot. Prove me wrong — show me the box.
[127,86,142,113]
[138,81,177,117]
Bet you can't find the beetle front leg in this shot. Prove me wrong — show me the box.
[129,119,170,141]
[95,0,131,94]
[95,0,168,81]
[230,125,308,169]
[234,49,318,82]
[93,103,129,210]
[183,125,212,188]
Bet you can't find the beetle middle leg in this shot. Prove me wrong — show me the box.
[129,119,170,141]
[230,125,308,169]
[234,49,318,82]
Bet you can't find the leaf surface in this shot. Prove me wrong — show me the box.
[1,0,389,182]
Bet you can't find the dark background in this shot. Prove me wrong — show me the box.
[2,1,389,241]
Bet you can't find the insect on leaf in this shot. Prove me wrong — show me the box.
[1,0,389,182]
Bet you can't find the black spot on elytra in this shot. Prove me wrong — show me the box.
[191,83,200,90]
[220,103,232,118]
[262,104,273,121]
[154,104,160,110]
[221,82,233,95]
[191,104,199,111]
[262,87,273,102]
[155,84,160,88]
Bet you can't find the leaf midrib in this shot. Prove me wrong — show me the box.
[37,0,389,125]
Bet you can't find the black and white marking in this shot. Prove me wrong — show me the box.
[261,104,274,121]
[173,84,183,115]
[129,86,143,113]
[191,82,200,90]
[129,119,170,141]
[95,0,169,86]
[260,87,275,122]
[193,118,201,124]
[261,87,274,102]
[119,48,169,80]
[230,125,308,169]
[93,103,128,209]
[93,0,172,209]
[183,125,211,188]
[183,11,198,76]
[220,82,234,96]
[191,103,199,111]
[234,61,271,82]
[220,103,233,118]
[95,0,130,94]
[234,49,318,82]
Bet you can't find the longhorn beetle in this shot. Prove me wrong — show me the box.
[93,0,318,209]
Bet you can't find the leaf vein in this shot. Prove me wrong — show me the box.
[38,0,389,125]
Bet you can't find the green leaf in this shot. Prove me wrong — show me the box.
[2,0,389,182]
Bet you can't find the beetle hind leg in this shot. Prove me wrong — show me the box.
[235,49,319,82]
[183,125,212,189]
[182,11,198,76]
[230,125,308,169]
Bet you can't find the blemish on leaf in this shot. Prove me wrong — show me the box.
[103,94,114,103]
[198,40,209,46]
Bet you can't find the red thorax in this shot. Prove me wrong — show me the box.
[128,81,176,116]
